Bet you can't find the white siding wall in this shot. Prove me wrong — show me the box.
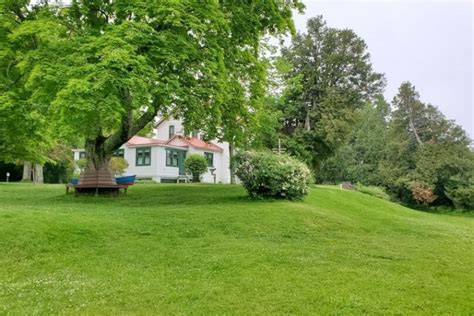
[123,146,184,181]
[219,141,231,184]
[123,146,160,181]
[154,119,185,141]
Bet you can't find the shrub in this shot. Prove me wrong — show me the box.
[355,183,390,200]
[108,157,129,176]
[185,154,208,182]
[76,158,88,171]
[446,184,474,211]
[411,182,437,205]
[232,151,312,200]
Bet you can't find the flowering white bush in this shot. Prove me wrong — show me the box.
[233,151,312,200]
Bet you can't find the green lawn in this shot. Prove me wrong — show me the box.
[0,183,473,314]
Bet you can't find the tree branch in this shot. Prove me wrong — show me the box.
[104,97,161,153]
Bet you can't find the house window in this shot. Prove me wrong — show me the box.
[136,147,151,166]
[204,152,214,167]
[166,149,180,167]
[169,125,175,139]
[79,151,86,159]
[113,149,124,158]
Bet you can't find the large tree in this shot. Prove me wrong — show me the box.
[277,15,385,169]
[0,1,58,182]
[381,82,473,206]
[1,0,303,171]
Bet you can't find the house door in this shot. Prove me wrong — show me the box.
[177,151,186,175]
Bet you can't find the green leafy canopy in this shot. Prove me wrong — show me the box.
[0,0,304,166]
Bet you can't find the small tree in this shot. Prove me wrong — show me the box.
[108,157,129,176]
[185,154,208,182]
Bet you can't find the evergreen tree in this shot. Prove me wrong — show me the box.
[278,16,385,170]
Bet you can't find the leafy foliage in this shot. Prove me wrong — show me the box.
[0,3,52,163]
[277,16,385,170]
[317,81,473,210]
[1,0,302,170]
[108,157,129,176]
[445,168,474,211]
[233,151,312,200]
[43,144,75,183]
[185,154,208,182]
[319,96,390,184]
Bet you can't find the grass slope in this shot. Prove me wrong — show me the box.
[0,183,473,314]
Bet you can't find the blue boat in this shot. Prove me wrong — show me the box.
[115,175,136,185]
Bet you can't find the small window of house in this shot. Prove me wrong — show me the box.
[166,149,179,167]
[169,125,175,139]
[79,151,87,159]
[204,152,214,167]
[113,149,124,158]
[136,147,151,166]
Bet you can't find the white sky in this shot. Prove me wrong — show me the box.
[292,0,473,138]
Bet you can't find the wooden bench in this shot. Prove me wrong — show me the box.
[66,169,128,195]
[159,176,191,183]
[66,183,128,195]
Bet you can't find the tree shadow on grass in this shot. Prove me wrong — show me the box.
[45,184,274,209]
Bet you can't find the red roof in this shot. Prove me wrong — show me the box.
[167,135,223,152]
[126,136,167,146]
[126,135,222,152]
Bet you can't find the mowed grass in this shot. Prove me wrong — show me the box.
[0,183,473,314]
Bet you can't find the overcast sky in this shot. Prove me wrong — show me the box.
[292,0,473,138]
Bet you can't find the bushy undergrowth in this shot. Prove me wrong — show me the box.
[232,151,312,200]
[109,157,129,176]
[446,184,474,211]
[355,183,390,200]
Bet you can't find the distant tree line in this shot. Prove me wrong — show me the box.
[260,16,473,210]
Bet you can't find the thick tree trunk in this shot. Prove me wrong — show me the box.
[22,162,32,181]
[33,164,44,184]
[82,94,162,169]
[229,142,235,184]
[85,136,111,171]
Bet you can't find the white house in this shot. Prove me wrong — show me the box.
[73,119,231,183]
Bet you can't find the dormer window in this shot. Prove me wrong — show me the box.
[169,125,175,139]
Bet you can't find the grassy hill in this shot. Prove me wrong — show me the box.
[0,183,472,314]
